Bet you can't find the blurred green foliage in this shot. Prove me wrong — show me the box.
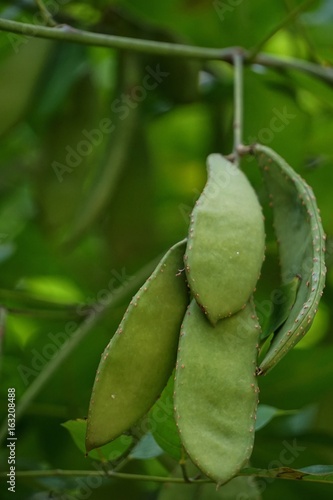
[0,0,333,498]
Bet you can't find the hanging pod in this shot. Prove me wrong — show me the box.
[185,154,265,324]
[86,240,189,452]
[174,299,260,485]
[253,145,326,374]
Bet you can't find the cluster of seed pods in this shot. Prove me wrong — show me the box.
[85,147,326,486]
[174,154,265,485]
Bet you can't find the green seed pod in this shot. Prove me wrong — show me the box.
[86,240,189,452]
[254,145,326,374]
[185,154,265,324]
[174,299,260,485]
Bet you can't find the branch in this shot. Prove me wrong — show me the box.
[283,0,321,64]
[233,52,244,164]
[0,468,211,484]
[1,17,333,85]
[1,466,333,485]
[34,0,57,27]
[254,52,333,84]
[248,0,317,60]
[0,17,233,60]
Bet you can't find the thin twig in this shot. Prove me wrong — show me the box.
[0,17,234,59]
[180,462,192,483]
[34,0,57,27]
[0,468,212,483]
[0,467,333,485]
[248,0,316,61]
[3,306,81,319]
[252,0,317,58]
[253,52,333,84]
[233,51,244,165]
[1,18,333,85]
[283,0,321,64]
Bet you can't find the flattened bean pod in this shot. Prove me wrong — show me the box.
[254,145,326,374]
[86,240,189,452]
[185,154,265,324]
[174,299,260,485]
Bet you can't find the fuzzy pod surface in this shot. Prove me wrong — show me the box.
[86,240,189,451]
[185,154,265,324]
[174,299,260,485]
[254,145,326,374]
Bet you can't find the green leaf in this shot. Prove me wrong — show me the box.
[129,432,164,460]
[0,185,34,242]
[299,465,333,475]
[255,404,297,431]
[0,38,51,137]
[34,43,89,122]
[149,373,183,461]
[61,419,133,462]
